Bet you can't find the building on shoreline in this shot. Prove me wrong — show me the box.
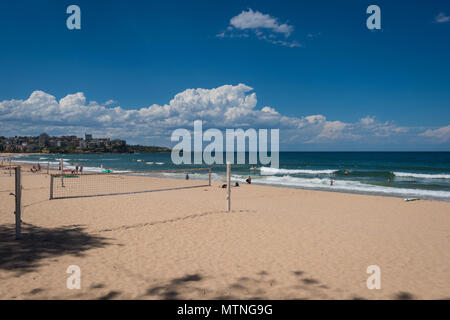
[0,133,127,153]
[0,133,169,153]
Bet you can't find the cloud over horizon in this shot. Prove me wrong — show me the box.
[420,125,450,142]
[0,84,448,149]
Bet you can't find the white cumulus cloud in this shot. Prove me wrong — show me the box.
[420,125,450,142]
[230,9,293,36]
[217,9,300,47]
[0,84,445,147]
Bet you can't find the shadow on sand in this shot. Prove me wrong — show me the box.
[0,222,110,275]
[144,270,333,300]
[146,274,204,299]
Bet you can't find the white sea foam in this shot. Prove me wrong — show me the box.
[170,172,449,199]
[393,172,450,179]
[12,159,129,173]
[13,159,70,167]
[78,166,129,173]
[260,167,337,175]
[252,175,450,199]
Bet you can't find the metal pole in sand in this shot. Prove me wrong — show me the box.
[9,158,12,176]
[49,174,54,200]
[15,166,22,239]
[208,168,212,186]
[226,162,231,212]
[60,158,64,187]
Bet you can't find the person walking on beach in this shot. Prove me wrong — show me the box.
[80,165,83,174]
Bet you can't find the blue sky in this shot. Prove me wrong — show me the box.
[0,0,449,150]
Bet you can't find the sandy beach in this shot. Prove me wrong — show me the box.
[0,161,449,300]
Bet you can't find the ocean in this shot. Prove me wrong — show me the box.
[10,152,450,202]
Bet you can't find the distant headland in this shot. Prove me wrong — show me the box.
[0,133,171,154]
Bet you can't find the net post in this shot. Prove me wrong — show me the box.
[15,166,22,240]
[47,161,50,175]
[208,168,212,186]
[50,174,54,200]
[226,162,231,212]
[60,158,64,187]
[9,158,12,176]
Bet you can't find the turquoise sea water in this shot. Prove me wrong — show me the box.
[10,152,450,201]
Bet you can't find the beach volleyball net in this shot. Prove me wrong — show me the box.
[0,165,10,175]
[0,162,12,176]
[49,168,212,200]
[0,158,12,176]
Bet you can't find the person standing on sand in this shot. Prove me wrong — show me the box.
[80,166,83,174]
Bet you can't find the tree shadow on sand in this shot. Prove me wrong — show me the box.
[144,270,333,300]
[146,274,204,299]
[0,223,111,275]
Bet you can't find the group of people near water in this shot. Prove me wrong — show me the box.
[69,165,83,175]
[219,175,252,189]
[30,163,41,173]
[74,165,83,175]
[57,163,84,175]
